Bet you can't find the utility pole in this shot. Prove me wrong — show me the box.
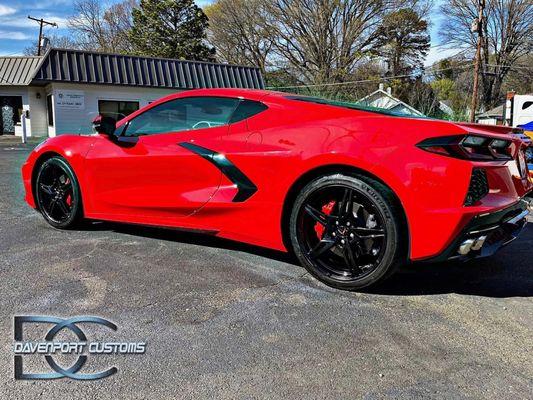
[27,16,58,56]
[469,0,485,123]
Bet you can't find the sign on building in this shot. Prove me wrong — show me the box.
[55,90,85,110]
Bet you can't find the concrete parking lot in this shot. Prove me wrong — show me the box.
[1,138,532,399]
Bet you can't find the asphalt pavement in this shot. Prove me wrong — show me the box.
[0,137,532,399]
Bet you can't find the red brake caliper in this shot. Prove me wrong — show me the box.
[314,200,336,239]
[64,178,72,206]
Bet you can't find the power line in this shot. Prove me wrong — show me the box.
[266,63,474,90]
[485,64,533,71]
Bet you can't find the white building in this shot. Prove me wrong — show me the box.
[0,48,264,137]
[477,104,505,126]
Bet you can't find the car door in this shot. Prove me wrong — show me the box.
[83,96,240,223]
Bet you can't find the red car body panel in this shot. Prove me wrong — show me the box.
[22,89,533,260]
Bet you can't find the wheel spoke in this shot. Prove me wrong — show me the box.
[356,241,369,256]
[343,243,358,270]
[57,199,70,216]
[354,227,384,234]
[337,188,353,217]
[304,204,329,226]
[307,238,336,259]
[48,198,58,215]
[39,183,55,196]
[359,234,385,239]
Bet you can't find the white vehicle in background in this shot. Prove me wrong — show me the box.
[512,95,533,129]
[508,94,533,172]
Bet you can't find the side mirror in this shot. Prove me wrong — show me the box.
[92,115,116,136]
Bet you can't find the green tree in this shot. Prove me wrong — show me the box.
[431,78,455,101]
[130,0,215,61]
[373,8,430,76]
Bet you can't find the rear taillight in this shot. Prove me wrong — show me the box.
[464,168,489,206]
[417,135,513,161]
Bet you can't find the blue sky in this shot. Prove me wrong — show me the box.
[0,0,455,64]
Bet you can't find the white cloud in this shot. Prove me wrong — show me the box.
[0,14,68,28]
[0,30,32,40]
[0,4,16,16]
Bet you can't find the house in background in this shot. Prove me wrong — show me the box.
[0,48,264,137]
[438,100,454,118]
[357,83,424,117]
[477,104,505,126]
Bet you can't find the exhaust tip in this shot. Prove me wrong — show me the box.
[458,235,488,255]
[471,235,487,251]
[458,239,475,255]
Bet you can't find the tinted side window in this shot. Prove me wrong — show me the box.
[230,100,268,124]
[123,97,240,137]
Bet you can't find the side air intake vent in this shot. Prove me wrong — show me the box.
[464,168,489,206]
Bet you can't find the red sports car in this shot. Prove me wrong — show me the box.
[21,89,532,290]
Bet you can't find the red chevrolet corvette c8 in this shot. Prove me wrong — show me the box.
[22,89,532,290]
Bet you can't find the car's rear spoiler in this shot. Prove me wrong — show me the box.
[457,122,531,146]
[456,122,523,136]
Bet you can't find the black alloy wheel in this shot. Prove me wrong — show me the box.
[290,174,404,290]
[35,157,82,229]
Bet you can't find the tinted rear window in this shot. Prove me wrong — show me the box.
[286,95,423,118]
[230,100,268,123]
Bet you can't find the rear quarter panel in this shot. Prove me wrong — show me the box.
[202,100,515,259]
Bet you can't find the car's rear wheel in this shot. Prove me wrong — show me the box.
[289,173,404,290]
[35,156,82,229]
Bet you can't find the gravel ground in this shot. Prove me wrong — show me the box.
[0,138,532,399]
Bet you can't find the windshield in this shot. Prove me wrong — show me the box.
[285,95,425,118]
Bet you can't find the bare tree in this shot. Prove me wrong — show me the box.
[104,0,137,53]
[206,0,273,72]
[440,0,533,109]
[23,34,79,56]
[265,0,394,85]
[502,55,533,95]
[263,0,432,86]
[69,0,136,53]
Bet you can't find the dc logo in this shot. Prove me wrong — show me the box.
[14,316,120,380]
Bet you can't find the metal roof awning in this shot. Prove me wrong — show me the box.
[0,56,42,85]
[0,48,264,90]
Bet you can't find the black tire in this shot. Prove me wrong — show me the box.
[34,156,83,229]
[289,173,405,291]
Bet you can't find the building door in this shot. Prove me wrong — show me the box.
[0,96,23,135]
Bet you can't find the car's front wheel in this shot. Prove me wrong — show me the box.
[35,156,83,229]
[289,173,405,291]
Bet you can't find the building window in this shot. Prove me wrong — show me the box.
[46,95,54,126]
[98,100,139,122]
